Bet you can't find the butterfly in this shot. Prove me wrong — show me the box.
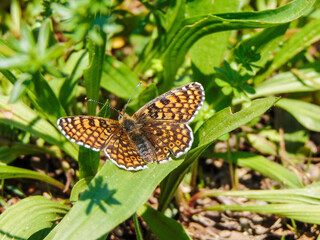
[57,82,205,171]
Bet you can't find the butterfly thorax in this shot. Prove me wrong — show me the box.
[119,114,154,163]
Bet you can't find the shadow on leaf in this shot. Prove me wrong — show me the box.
[79,176,121,214]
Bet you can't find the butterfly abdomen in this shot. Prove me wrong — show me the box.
[120,114,155,163]
[130,134,154,163]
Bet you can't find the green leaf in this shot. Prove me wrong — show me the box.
[165,0,186,44]
[233,61,320,103]
[158,97,280,212]
[235,24,289,74]
[195,187,320,224]
[27,71,67,126]
[0,165,65,190]
[276,98,320,132]
[0,141,58,164]
[0,54,31,69]
[137,204,191,240]
[79,29,107,178]
[133,213,142,240]
[208,152,303,188]
[37,18,56,53]
[0,196,70,240]
[0,95,78,160]
[9,73,32,103]
[100,54,141,100]
[246,133,277,155]
[255,17,320,82]
[59,50,88,113]
[44,160,183,240]
[83,31,106,115]
[187,0,239,75]
[161,0,316,90]
[208,203,320,225]
[70,177,92,203]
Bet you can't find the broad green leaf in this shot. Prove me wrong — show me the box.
[137,204,191,240]
[0,165,65,190]
[100,54,141,100]
[276,98,320,132]
[187,0,239,75]
[45,160,183,240]
[208,152,303,188]
[0,95,78,159]
[158,97,279,212]
[0,196,70,240]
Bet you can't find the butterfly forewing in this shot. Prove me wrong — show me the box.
[57,116,119,151]
[133,82,204,123]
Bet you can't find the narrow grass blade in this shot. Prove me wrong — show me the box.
[0,165,65,190]
[203,203,320,225]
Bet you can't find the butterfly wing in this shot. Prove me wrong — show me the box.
[104,130,147,171]
[143,122,193,162]
[133,82,204,123]
[57,116,119,151]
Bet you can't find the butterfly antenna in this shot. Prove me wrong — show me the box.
[85,97,122,115]
[122,81,142,113]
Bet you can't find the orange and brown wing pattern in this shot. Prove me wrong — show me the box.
[57,116,119,151]
[104,131,147,171]
[133,82,205,123]
[143,122,193,162]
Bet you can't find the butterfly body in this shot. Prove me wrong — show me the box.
[119,113,154,163]
[57,82,205,171]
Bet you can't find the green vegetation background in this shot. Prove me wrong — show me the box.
[0,0,319,239]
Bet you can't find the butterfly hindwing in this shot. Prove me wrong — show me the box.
[142,122,193,162]
[104,130,147,171]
